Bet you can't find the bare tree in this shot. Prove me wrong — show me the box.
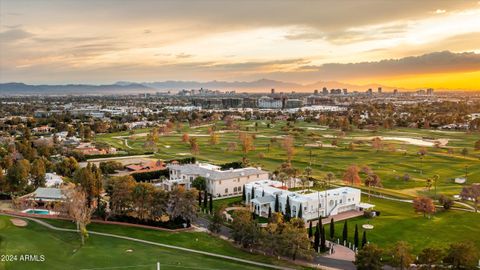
[62,183,95,245]
[460,185,480,212]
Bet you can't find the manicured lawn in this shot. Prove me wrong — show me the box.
[320,197,480,254]
[0,216,301,270]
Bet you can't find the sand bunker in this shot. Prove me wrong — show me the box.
[321,135,449,147]
[10,218,27,227]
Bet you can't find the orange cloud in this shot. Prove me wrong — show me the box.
[349,70,480,91]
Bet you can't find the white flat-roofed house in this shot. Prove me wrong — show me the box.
[164,163,269,197]
[245,180,370,222]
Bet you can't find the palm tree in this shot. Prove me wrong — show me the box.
[324,172,334,216]
[278,172,288,188]
[303,166,313,191]
[325,172,334,189]
[432,174,439,199]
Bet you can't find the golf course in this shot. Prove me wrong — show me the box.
[93,120,480,253]
[0,215,301,270]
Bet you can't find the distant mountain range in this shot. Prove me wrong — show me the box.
[0,82,152,95]
[0,79,404,95]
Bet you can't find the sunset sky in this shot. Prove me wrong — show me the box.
[1,0,480,90]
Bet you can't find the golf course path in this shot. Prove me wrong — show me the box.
[1,213,295,270]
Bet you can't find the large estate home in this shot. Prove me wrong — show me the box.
[245,180,373,222]
[164,163,269,197]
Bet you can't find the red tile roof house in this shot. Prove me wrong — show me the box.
[33,125,53,133]
[126,160,166,173]
[75,146,108,155]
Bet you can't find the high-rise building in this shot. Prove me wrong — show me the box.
[367,88,373,95]
[271,88,275,94]
[378,87,382,94]
[343,89,348,95]
[427,88,434,95]
[322,87,328,95]
[314,89,319,95]
[393,89,398,95]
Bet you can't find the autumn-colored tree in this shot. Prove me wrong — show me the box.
[371,137,383,152]
[55,157,79,177]
[189,137,200,156]
[109,175,136,215]
[224,116,237,130]
[31,158,46,188]
[343,165,361,186]
[73,163,102,207]
[280,218,313,261]
[0,166,6,191]
[168,186,198,224]
[181,133,189,143]
[132,182,155,220]
[6,159,31,192]
[209,132,219,145]
[413,196,435,218]
[475,140,480,151]
[443,241,479,269]
[355,243,384,270]
[390,241,414,270]
[282,135,295,164]
[239,132,254,164]
[231,210,259,248]
[227,142,237,152]
[417,247,444,268]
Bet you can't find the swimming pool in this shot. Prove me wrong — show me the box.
[22,209,50,215]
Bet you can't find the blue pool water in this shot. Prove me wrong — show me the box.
[25,209,50,215]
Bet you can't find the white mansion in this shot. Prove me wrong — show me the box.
[163,163,269,197]
[245,180,373,222]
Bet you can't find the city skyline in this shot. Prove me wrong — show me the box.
[1,0,480,91]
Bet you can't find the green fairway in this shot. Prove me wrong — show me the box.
[323,197,480,254]
[0,216,297,270]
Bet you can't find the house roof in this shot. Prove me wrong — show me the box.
[251,195,275,204]
[33,188,65,200]
[168,163,267,181]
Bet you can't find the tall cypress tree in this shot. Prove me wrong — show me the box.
[209,194,213,214]
[262,189,265,196]
[354,224,359,249]
[361,230,367,248]
[342,220,348,245]
[320,225,327,252]
[268,206,272,219]
[274,194,279,212]
[203,190,208,208]
[198,191,202,206]
[329,218,335,240]
[285,196,291,221]
[313,223,320,252]
[251,186,255,200]
[242,185,246,202]
[308,221,313,238]
[298,203,303,219]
